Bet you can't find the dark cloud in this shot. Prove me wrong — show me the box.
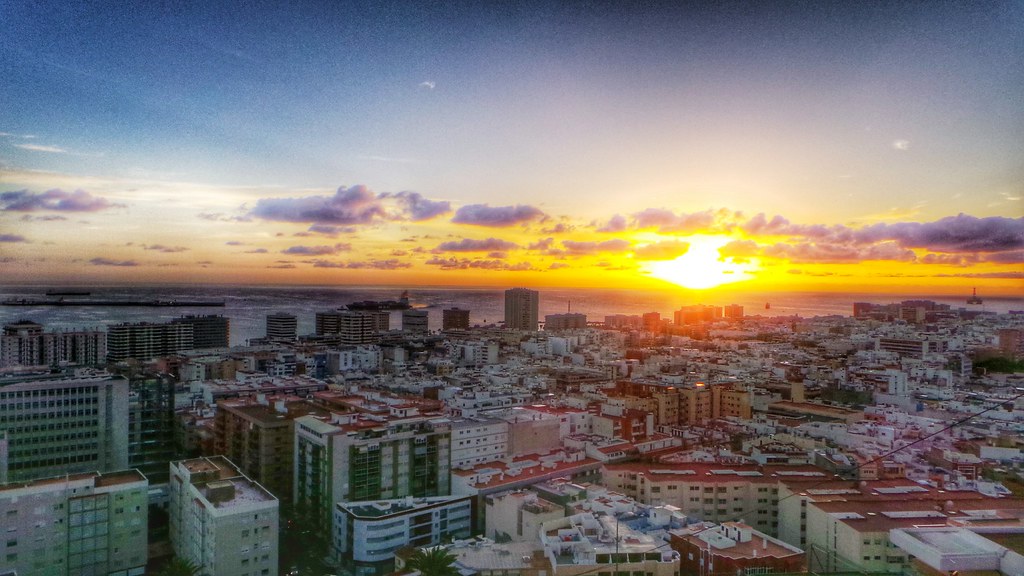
[0,234,27,242]
[425,256,537,271]
[281,243,351,256]
[267,263,296,269]
[434,237,519,252]
[1,189,123,212]
[541,222,575,234]
[854,214,1024,252]
[252,185,387,224]
[307,224,357,236]
[143,244,189,253]
[763,241,916,263]
[388,191,451,221]
[312,259,411,270]
[633,240,689,260]
[562,239,631,255]
[984,250,1024,264]
[89,257,138,267]
[251,185,450,225]
[451,204,547,227]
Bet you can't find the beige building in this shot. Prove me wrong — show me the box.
[485,490,565,542]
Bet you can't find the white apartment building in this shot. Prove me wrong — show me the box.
[169,456,279,576]
[450,416,509,469]
[333,495,472,563]
[0,469,148,576]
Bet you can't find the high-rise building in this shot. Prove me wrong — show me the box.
[0,469,149,576]
[723,304,744,319]
[213,397,330,504]
[333,310,388,344]
[125,370,177,485]
[674,304,722,325]
[442,307,471,330]
[265,312,297,341]
[642,312,662,332]
[315,310,343,335]
[171,314,230,348]
[544,313,587,330]
[0,370,129,483]
[504,288,539,331]
[294,412,451,533]
[106,321,193,362]
[401,309,429,334]
[169,456,279,576]
[1,320,106,368]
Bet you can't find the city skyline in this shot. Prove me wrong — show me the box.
[1,2,1022,294]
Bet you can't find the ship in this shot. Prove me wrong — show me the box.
[967,287,983,305]
[2,298,225,307]
[345,290,412,311]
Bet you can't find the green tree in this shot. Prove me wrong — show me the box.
[405,547,459,576]
[156,557,201,576]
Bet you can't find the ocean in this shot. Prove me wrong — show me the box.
[1,285,1020,347]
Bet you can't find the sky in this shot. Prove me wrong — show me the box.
[1,1,1022,294]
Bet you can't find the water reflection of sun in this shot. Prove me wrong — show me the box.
[645,235,757,289]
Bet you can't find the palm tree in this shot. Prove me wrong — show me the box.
[405,546,460,576]
[156,556,201,576]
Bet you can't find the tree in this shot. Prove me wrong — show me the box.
[405,546,460,576]
[156,557,201,576]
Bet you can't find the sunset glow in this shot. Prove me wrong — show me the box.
[0,3,1020,296]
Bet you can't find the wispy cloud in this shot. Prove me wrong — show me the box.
[451,204,547,227]
[13,143,67,153]
[1,189,124,212]
[89,257,138,267]
[282,243,351,256]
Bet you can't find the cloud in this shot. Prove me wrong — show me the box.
[282,243,351,256]
[528,238,557,252]
[13,143,66,153]
[143,244,189,253]
[89,257,138,267]
[719,240,761,259]
[267,263,296,269]
[597,214,628,233]
[892,139,910,151]
[562,239,632,255]
[630,208,734,234]
[451,204,547,227]
[1,189,123,212]
[389,191,451,221]
[854,214,1024,253]
[549,262,570,270]
[312,259,412,270]
[0,233,27,242]
[425,256,537,271]
[252,185,387,225]
[763,241,917,263]
[434,237,519,252]
[225,241,245,246]
[307,224,357,237]
[541,222,576,234]
[19,214,67,222]
[419,80,436,90]
[197,212,252,223]
[633,240,690,260]
[245,248,269,254]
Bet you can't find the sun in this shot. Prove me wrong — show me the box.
[645,235,757,290]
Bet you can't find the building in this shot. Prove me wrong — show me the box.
[642,312,662,332]
[1,320,105,368]
[544,313,587,331]
[485,490,565,543]
[402,309,429,334]
[0,369,129,483]
[876,336,948,359]
[504,288,539,331]
[265,312,297,341]
[674,304,722,325]
[126,370,177,484]
[214,397,329,504]
[450,416,509,469]
[293,410,452,532]
[0,469,149,576]
[442,308,471,331]
[169,456,279,576]
[323,310,389,344]
[671,522,804,575]
[333,495,472,563]
[998,328,1023,358]
[107,321,194,362]
[538,512,681,576]
[171,315,230,348]
[723,304,744,319]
